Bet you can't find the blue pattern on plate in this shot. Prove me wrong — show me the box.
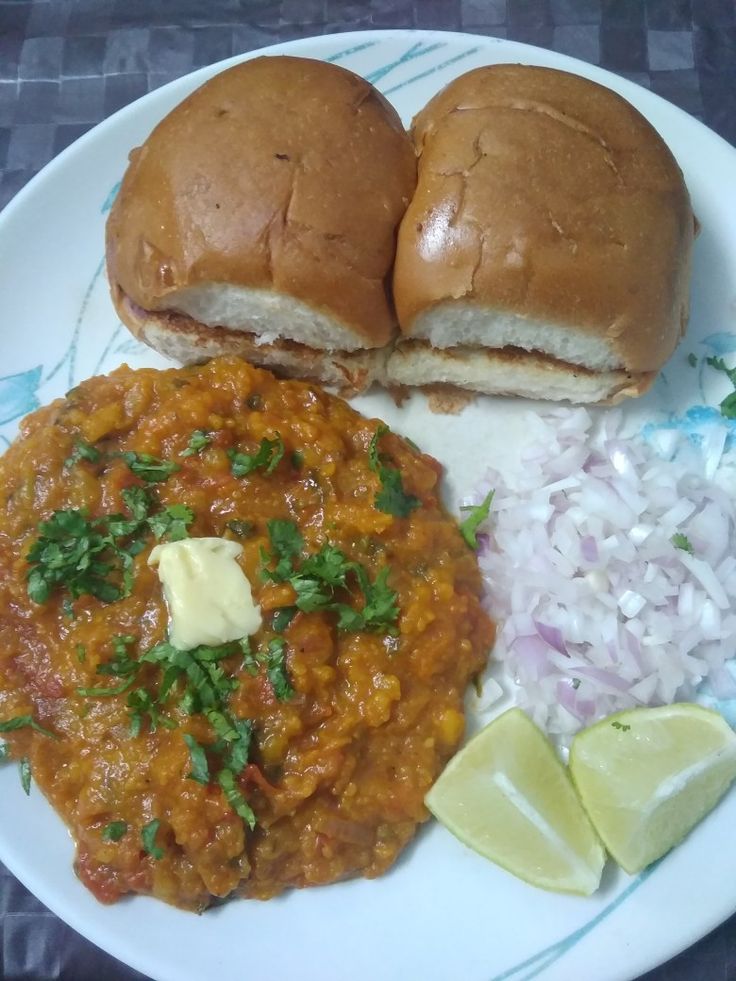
[491,865,658,981]
[0,365,42,426]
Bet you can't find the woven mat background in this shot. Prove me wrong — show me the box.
[1,1,736,979]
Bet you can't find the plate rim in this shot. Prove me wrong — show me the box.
[0,26,735,981]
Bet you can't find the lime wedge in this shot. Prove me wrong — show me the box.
[425,708,605,895]
[569,704,736,875]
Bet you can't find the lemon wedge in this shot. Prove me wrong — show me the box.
[569,704,736,875]
[425,708,605,895]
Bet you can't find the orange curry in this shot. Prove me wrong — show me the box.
[0,356,493,909]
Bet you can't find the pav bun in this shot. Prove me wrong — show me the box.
[389,64,695,403]
[106,55,416,393]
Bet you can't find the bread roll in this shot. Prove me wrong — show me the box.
[106,56,416,393]
[389,64,695,403]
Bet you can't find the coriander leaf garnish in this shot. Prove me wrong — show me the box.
[354,566,399,632]
[183,733,210,785]
[291,450,304,470]
[127,687,174,737]
[26,509,122,604]
[687,353,698,368]
[272,606,297,633]
[671,532,694,554]
[64,439,101,469]
[122,452,180,483]
[0,715,59,740]
[180,430,212,457]
[102,820,128,842]
[262,519,304,582]
[706,356,736,419]
[19,757,31,795]
[76,676,137,698]
[459,489,495,549]
[261,524,398,635]
[611,721,631,732]
[141,818,164,859]
[225,718,253,774]
[264,638,294,701]
[368,425,420,518]
[96,635,138,677]
[121,485,153,521]
[76,643,86,663]
[147,504,194,542]
[217,768,257,830]
[226,519,255,538]
[228,435,285,478]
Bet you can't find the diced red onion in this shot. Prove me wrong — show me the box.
[471,406,736,742]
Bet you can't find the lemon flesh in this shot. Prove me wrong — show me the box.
[570,704,736,875]
[425,708,605,895]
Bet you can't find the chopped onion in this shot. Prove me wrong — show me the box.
[471,407,736,740]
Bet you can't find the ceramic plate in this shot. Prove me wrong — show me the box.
[1,29,736,981]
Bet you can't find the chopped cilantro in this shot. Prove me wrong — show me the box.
[291,450,304,470]
[183,733,210,785]
[122,452,180,483]
[141,818,164,859]
[262,523,398,635]
[127,687,174,737]
[217,768,256,830]
[687,353,698,368]
[76,676,136,698]
[64,439,101,469]
[226,519,255,538]
[671,533,694,554]
[572,678,581,690]
[0,743,9,763]
[102,820,128,842]
[76,643,86,663]
[706,356,736,419]
[262,519,304,582]
[354,566,399,632]
[26,509,123,604]
[611,720,631,732]
[121,486,153,522]
[228,435,284,477]
[180,430,212,457]
[96,635,138,677]
[19,757,31,795]
[272,606,297,633]
[225,718,253,774]
[0,715,59,739]
[264,638,293,701]
[147,504,194,542]
[459,489,495,549]
[368,425,420,518]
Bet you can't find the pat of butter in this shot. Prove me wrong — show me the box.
[148,537,262,650]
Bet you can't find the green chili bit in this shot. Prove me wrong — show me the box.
[458,489,495,550]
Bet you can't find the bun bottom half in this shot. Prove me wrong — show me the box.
[385,341,654,405]
[111,287,386,396]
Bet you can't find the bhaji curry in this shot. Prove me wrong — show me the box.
[0,357,492,909]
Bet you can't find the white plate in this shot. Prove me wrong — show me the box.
[1,29,736,981]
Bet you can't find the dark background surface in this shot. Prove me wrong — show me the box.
[1,1,735,979]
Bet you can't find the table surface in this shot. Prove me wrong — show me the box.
[1,1,735,979]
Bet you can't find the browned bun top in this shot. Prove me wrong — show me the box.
[393,64,695,373]
[106,55,417,349]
